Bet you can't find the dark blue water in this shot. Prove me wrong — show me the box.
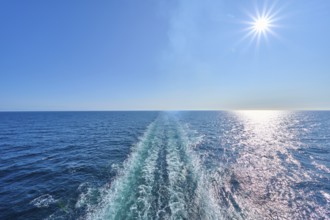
[0,111,329,219]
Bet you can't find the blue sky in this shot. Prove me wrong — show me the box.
[1,0,329,110]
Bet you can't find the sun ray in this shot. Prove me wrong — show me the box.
[238,1,286,50]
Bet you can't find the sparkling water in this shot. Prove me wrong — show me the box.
[1,111,329,219]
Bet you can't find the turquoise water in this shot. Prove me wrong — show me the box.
[0,111,329,219]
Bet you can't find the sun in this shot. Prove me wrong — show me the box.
[243,14,274,46]
[249,15,273,38]
[253,17,270,33]
[240,2,283,47]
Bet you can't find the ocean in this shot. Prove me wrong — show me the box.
[0,111,329,219]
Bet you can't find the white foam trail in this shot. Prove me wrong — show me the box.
[165,119,223,220]
[85,119,161,219]
[166,125,188,219]
[85,114,224,220]
[131,128,161,219]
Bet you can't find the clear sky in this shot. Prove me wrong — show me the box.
[1,0,329,110]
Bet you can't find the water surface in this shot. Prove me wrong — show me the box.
[0,111,329,219]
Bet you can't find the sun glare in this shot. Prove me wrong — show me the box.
[241,2,283,47]
[253,17,270,33]
[248,14,274,41]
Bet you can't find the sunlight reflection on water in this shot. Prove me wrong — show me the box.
[222,110,327,219]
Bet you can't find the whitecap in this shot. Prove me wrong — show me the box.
[30,194,57,208]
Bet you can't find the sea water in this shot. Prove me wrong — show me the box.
[0,111,329,219]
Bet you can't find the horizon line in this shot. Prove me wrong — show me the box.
[1,109,330,112]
